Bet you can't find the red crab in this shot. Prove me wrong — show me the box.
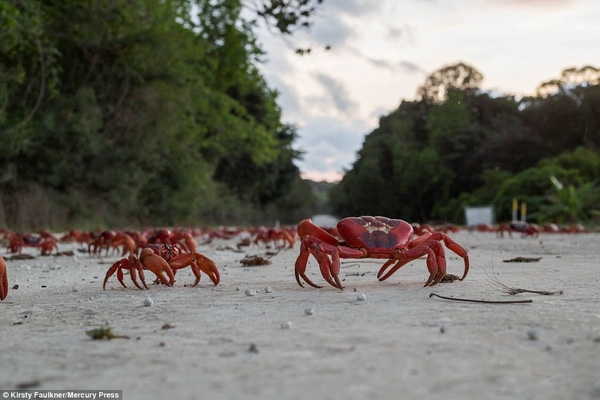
[295,216,469,290]
[148,229,198,253]
[8,233,58,255]
[0,255,8,300]
[103,244,220,290]
[253,227,296,249]
[147,244,220,287]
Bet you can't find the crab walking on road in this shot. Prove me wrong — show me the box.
[103,244,220,290]
[294,216,469,290]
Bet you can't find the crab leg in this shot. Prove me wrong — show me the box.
[0,256,8,300]
[377,258,413,281]
[295,235,366,290]
[376,243,434,284]
[297,219,339,245]
[424,245,444,287]
[295,238,323,288]
[189,263,202,286]
[296,219,345,288]
[378,234,469,287]
[331,248,343,289]
[436,233,469,280]
[116,267,128,288]
[311,243,340,289]
[129,264,148,290]
[313,242,364,290]
[104,260,127,290]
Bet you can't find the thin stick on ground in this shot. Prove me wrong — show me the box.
[429,293,533,304]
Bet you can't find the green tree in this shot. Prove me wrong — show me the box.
[0,0,326,229]
[416,62,483,103]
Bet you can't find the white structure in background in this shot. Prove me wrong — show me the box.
[311,214,339,228]
[464,206,496,227]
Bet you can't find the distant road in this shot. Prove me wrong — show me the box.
[311,214,339,227]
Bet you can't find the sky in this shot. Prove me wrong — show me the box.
[253,0,600,182]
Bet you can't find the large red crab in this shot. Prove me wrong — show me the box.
[295,216,469,290]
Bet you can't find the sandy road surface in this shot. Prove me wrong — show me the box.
[1,231,599,399]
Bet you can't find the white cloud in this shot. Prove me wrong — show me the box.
[313,73,358,116]
[293,116,370,182]
[308,14,356,48]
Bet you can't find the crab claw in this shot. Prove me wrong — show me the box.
[167,252,220,286]
[193,255,220,286]
[0,255,8,300]
[140,247,175,286]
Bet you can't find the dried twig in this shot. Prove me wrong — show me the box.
[503,256,542,263]
[429,293,532,304]
[264,248,282,259]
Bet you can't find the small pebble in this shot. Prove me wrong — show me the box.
[357,293,367,301]
[280,321,292,329]
[71,286,79,292]
[245,289,257,296]
[143,296,154,307]
[265,286,273,293]
[304,307,315,316]
[527,328,539,341]
[235,286,241,291]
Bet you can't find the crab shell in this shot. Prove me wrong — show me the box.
[337,216,414,255]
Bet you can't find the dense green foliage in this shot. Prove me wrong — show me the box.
[0,0,320,229]
[330,63,600,225]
